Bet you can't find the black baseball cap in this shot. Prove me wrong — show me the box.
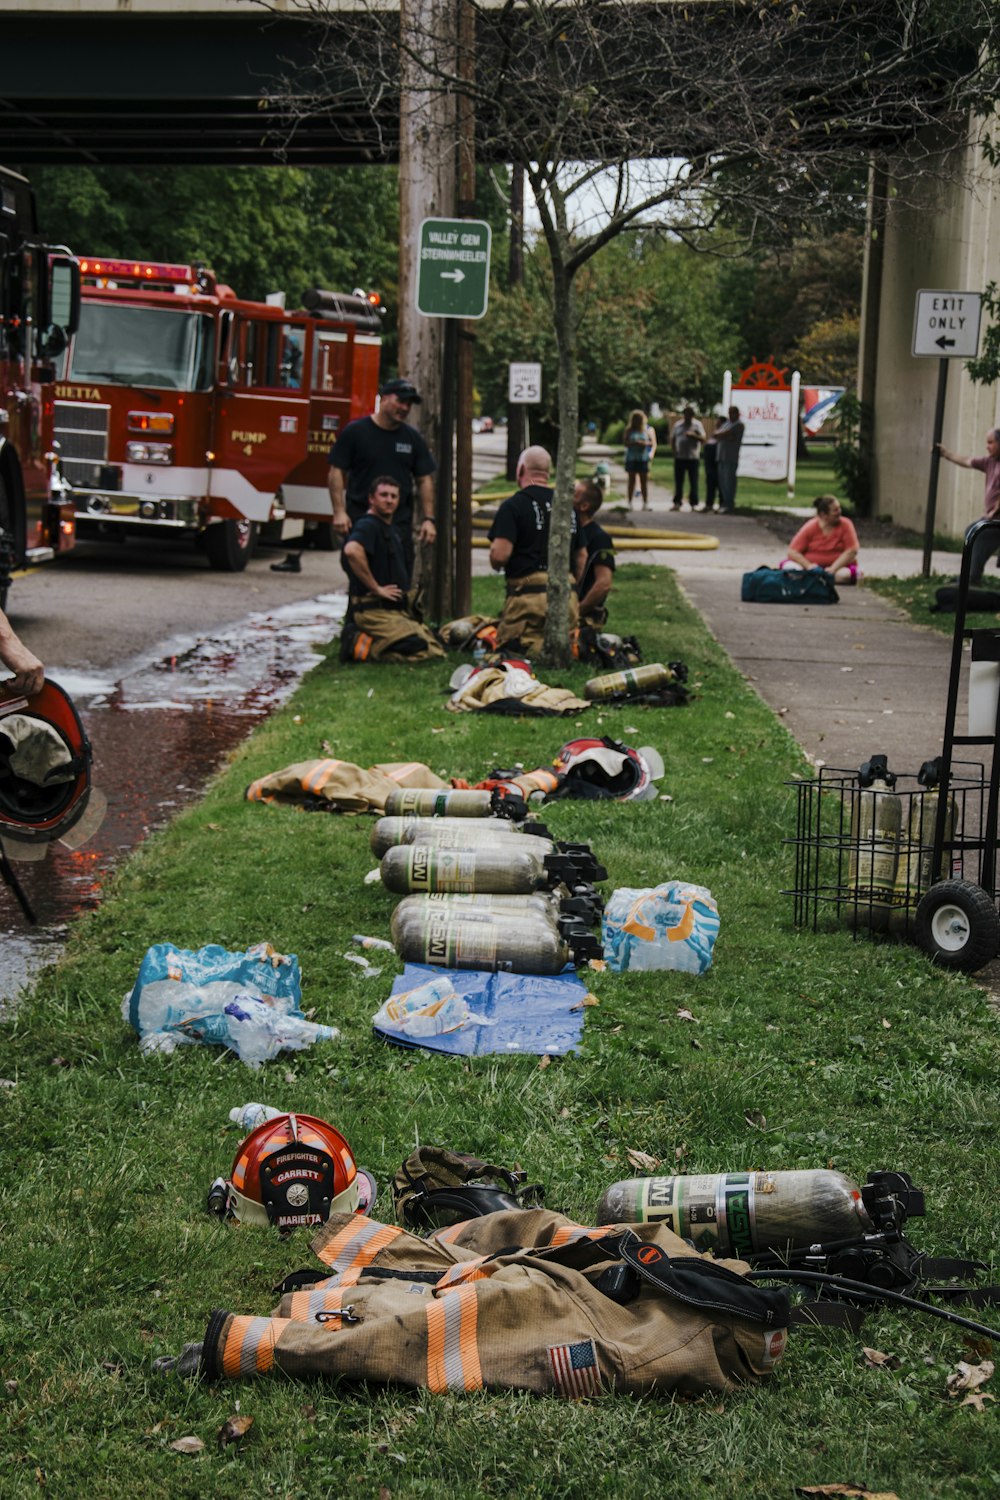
[379,376,422,404]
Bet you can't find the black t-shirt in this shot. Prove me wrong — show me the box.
[487,485,583,580]
[578,519,616,600]
[344,514,410,598]
[329,416,437,526]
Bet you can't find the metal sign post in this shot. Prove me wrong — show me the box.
[415,217,492,618]
[913,289,983,579]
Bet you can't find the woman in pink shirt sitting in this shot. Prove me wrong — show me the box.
[780,495,860,584]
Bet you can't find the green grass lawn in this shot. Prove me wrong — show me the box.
[3,566,999,1499]
[647,448,840,511]
[868,574,1000,635]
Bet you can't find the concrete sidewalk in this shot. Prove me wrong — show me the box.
[600,462,972,776]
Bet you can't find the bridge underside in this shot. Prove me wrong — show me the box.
[1,15,398,166]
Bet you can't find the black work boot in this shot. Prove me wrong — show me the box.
[270,553,302,574]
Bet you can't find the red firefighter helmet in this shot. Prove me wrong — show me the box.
[0,679,104,851]
[551,736,663,801]
[223,1113,376,1229]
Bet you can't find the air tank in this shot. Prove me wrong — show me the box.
[393,910,601,973]
[371,814,518,857]
[847,754,902,932]
[384,787,526,821]
[584,662,680,701]
[391,890,567,935]
[409,823,605,882]
[380,843,564,895]
[889,758,956,935]
[596,1169,874,1256]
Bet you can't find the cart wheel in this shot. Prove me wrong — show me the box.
[913,880,1000,972]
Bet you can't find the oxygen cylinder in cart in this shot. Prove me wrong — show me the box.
[381,842,575,895]
[847,754,902,931]
[596,1169,874,1256]
[584,662,679,701]
[393,909,601,974]
[384,787,527,821]
[889,758,957,936]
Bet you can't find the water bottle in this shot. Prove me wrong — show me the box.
[229,1102,283,1133]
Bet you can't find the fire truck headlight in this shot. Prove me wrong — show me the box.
[128,442,173,464]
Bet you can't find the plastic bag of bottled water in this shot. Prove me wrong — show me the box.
[602,882,719,974]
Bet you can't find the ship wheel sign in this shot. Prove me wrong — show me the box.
[734,359,790,391]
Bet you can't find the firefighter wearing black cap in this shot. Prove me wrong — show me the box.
[328,376,438,583]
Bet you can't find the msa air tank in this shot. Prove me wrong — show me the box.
[596,1169,874,1255]
[380,842,569,896]
[889,758,956,935]
[384,787,526,821]
[847,754,902,931]
[371,814,519,857]
[584,662,680,701]
[393,909,601,974]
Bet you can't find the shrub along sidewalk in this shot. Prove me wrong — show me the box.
[3,566,998,1499]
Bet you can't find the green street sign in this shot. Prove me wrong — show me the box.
[416,217,492,319]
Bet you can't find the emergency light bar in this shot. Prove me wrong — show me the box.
[78,258,212,290]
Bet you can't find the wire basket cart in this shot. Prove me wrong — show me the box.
[785,517,1000,972]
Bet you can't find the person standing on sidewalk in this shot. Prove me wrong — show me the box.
[623,409,656,511]
[670,406,705,510]
[936,429,1000,584]
[714,406,745,513]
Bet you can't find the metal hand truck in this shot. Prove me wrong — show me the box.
[785,517,1000,972]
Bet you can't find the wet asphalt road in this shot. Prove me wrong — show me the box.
[0,534,354,1009]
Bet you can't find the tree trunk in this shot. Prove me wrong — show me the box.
[542,259,578,668]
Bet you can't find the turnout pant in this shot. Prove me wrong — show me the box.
[200,1208,788,1398]
[497,572,579,656]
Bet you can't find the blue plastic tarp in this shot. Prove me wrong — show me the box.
[374,963,587,1056]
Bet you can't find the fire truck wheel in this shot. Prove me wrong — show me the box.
[204,519,258,572]
[913,880,1000,972]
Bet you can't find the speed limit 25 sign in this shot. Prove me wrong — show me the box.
[508,361,542,405]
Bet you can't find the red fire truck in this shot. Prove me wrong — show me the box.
[50,259,382,570]
[1,164,80,607]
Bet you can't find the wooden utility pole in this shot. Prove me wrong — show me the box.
[398,0,457,604]
[454,0,476,617]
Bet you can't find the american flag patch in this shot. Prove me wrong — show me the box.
[547,1339,600,1399]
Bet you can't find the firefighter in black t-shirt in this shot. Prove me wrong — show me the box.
[487,446,586,655]
[328,376,437,583]
[573,478,616,627]
[340,477,444,663]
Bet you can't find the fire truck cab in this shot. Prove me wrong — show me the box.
[52,259,382,570]
[0,164,80,606]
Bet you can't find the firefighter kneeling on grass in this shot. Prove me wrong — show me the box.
[340,477,444,663]
[488,446,586,656]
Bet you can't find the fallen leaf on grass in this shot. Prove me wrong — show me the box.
[676,1007,698,1022]
[587,958,607,971]
[675,1144,688,1161]
[881,1018,891,1030]
[218,1413,254,1450]
[580,992,600,1006]
[610,1024,624,1035]
[538,1054,551,1069]
[946,1359,994,1397]
[862,1347,901,1370]
[169,1435,205,1455]
[5,1379,18,1395]
[626,1149,660,1172]
[960,1390,996,1411]
[559,1107,571,1118]
[0,1079,15,1089]
[744,1110,767,1130]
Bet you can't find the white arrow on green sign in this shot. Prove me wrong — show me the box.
[416,217,492,319]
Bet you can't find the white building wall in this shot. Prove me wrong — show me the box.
[869,132,1000,537]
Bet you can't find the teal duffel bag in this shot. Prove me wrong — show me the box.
[741,566,839,604]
